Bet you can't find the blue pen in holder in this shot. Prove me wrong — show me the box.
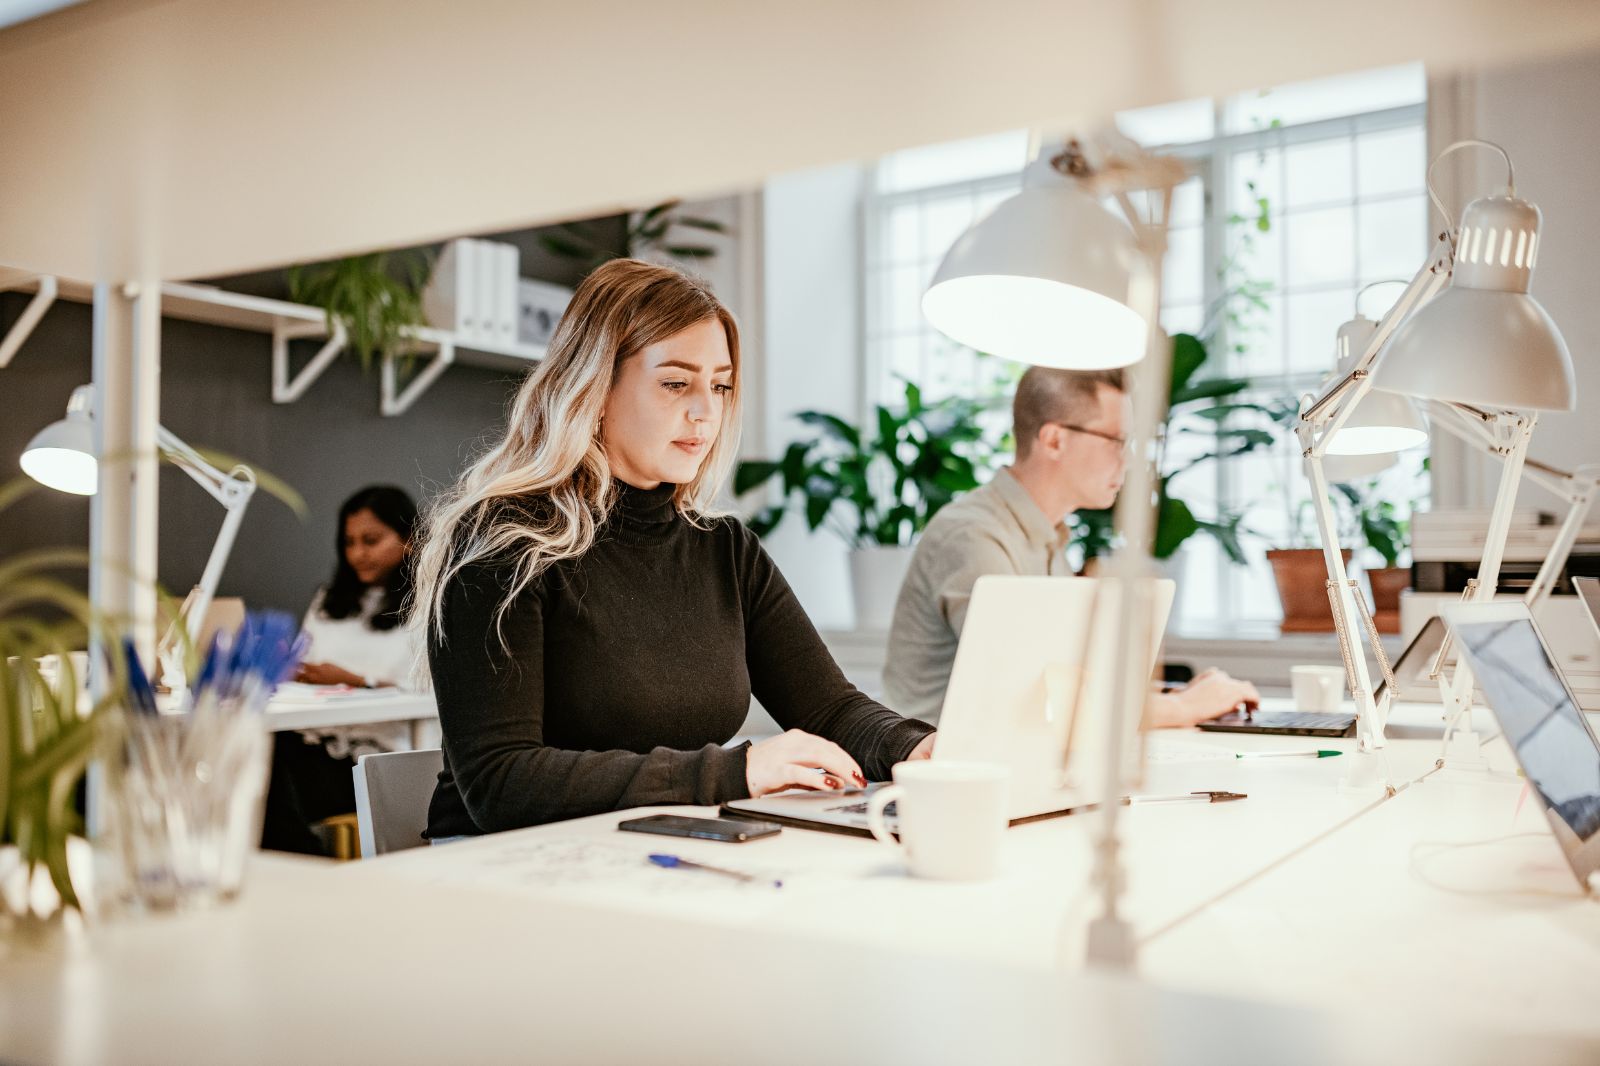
[109,612,306,911]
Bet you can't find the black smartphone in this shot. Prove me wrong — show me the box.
[617,814,781,843]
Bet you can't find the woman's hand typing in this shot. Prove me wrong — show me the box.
[745,729,867,796]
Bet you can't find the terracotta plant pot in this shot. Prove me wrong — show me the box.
[1268,548,1352,633]
[1366,566,1411,634]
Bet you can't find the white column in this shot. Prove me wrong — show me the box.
[90,280,161,665]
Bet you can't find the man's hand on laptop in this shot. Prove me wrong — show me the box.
[746,729,867,796]
[1150,668,1261,729]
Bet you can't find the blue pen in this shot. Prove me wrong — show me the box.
[648,853,783,889]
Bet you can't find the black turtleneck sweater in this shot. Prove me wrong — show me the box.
[425,482,935,838]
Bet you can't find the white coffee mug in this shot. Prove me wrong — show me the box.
[866,761,1008,881]
[1291,665,1347,713]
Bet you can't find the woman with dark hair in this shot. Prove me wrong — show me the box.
[295,484,418,690]
[263,484,422,854]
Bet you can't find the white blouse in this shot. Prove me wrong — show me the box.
[301,585,419,687]
[297,586,423,758]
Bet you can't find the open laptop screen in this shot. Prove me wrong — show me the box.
[1452,614,1600,843]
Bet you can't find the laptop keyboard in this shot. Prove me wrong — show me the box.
[827,800,895,817]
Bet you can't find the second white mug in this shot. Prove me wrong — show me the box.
[1291,664,1347,713]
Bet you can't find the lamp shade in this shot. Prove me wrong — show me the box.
[1323,450,1399,482]
[20,384,97,495]
[1326,313,1428,456]
[921,155,1145,369]
[1373,193,1575,411]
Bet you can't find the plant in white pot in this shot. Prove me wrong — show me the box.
[733,380,1002,630]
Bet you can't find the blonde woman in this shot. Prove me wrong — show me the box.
[414,259,935,839]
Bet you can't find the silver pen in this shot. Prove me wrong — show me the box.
[1122,790,1247,805]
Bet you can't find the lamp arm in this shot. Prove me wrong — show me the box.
[153,425,257,646]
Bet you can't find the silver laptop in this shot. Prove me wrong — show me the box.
[1445,600,1600,891]
[723,575,1175,835]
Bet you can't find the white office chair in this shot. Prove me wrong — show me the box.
[352,748,444,858]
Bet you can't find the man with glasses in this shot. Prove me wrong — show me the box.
[884,367,1257,726]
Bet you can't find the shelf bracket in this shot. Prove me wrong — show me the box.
[0,274,58,368]
[272,318,346,403]
[381,337,454,417]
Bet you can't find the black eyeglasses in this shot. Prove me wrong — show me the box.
[1045,421,1131,451]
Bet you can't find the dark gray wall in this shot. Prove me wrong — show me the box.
[0,218,625,616]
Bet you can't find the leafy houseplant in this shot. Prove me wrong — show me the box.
[538,199,729,271]
[1332,476,1416,634]
[287,252,431,368]
[733,380,1003,628]
[733,380,1001,547]
[1071,330,1288,568]
[0,479,120,922]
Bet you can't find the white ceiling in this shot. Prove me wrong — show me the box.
[1,0,1598,283]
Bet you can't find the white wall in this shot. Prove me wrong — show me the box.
[758,163,867,629]
[1433,49,1600,508]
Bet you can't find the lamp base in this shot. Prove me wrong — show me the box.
[1085,915,1137,969]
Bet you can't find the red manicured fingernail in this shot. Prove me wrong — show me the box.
[854,772,867,785]
[825,776,841,789]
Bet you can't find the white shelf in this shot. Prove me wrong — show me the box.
[1,274,545,413]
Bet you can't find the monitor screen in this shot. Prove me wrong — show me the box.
[1452,615,1600,843]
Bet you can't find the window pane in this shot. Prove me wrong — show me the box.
[1173,535,1222,633]
[1284,137,1354,209]
[1284,206,1355,287]
[1116,96,1215,147]
[878,202,921,266]
[886,264,924,335]
[1161,302,1204,337]
[1230,147,1281,221]
[1357,125,1426,198]
[922,195,978,265]
[876,130,1029,194]
[1164,225,1205,305]
[1224,63,1426,134]
[1226,215,1282,296]
[885,334,925,390]
[1286,288,1356,374]
[1232,292,1283,378]
[1171,176,1206,228]
[1358,195,1427,282]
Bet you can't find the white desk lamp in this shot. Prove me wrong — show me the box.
[22,384,257,653]
[924,133,1187,969]
[1296,139,1577,763]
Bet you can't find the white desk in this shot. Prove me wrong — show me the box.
[5,702,1599,1064]
[264,689,438,748]
[9,856,1590,1066]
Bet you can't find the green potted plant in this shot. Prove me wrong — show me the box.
[733,380,1002,628]
[287,251,431,367]
[1267,501,1353,633]
[1071,330,1288,574]
[1333,473,1417,635]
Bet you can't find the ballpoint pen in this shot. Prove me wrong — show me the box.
[1235,749,1343,760]
[1122,791,1247,805]
[648,853,784,888]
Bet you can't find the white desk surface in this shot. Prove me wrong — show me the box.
[262,688,437,733]
[9,856,1591,1066]
[6,700,1599,1064]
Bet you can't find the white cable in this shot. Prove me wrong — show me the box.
[1425,139,1516,233]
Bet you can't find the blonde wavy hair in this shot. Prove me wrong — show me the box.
[410,258,742,649]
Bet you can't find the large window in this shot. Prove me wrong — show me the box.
[862,64,1431,635]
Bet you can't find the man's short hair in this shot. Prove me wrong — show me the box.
[1013,367,1125,459]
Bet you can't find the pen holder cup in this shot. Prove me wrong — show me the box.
[108,709,271,911]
